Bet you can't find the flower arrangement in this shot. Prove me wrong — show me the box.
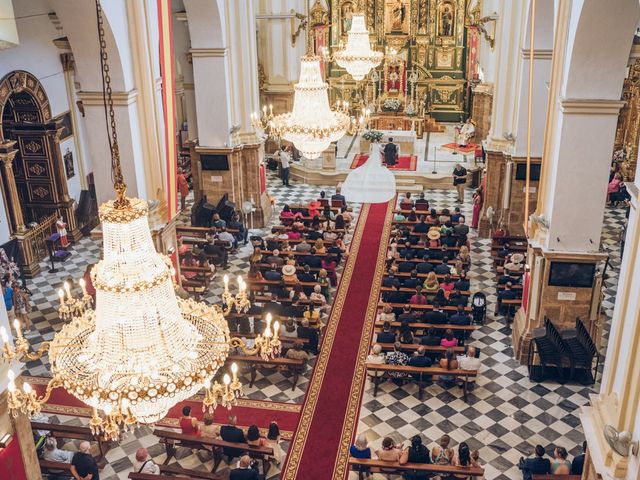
[404,103,416,116]
[362,129,384,142]
[383,98,402,112]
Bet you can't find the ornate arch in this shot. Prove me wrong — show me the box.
[0,70,52,140]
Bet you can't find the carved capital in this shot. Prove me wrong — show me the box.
[0,140,18,166]
[60,53,75,72]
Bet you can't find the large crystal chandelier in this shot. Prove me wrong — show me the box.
[334,14,382,81]
[0,0,280,441]
[268,56,350,159]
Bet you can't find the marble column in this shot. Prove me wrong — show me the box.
[0,141,24,233]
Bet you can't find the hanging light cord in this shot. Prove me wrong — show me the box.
[95,0,128,206]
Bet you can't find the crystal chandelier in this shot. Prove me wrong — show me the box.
[0,0,281,441]
[333,14,382,81]
[268,56,350,159]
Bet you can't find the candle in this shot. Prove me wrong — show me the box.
[273,321,280,340]
[12,319,21,337]
[223,275,229,292]
[231,363,238,382]
[23,382,32,394]
[64,282,72,300]
[79,278,87,296]
[262,105,267,116]
[0,327,8,344]
[269,104,273,116]
[223,374,231,394]
[58,289,65,307]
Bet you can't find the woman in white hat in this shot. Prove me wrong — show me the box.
[282,264,298,283]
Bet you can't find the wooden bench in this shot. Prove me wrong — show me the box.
[496,298,522,322]
[230,331,309,346]
[129,464,221,479]
[384,271,462,281]
[39,459,74,476]
[365,363,478,401]
[380,286,471,297]
[532,476,582,480]
[154,429,273,477]
[32,421,111,467]
[376,342,464,355]
[226,354,306,390]
[349,457,484,479]
[377,303,473,314]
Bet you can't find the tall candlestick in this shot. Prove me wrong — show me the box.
[231,362,238,383]
[223,275,229,293]
[79,278,87,296]
[64,282,72,300]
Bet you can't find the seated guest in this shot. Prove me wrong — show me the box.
[417,259,434,274]
[399,241,416,259]
[450,207,462,223]
[199,413,218,439]
[310,285,328,310]
[398,320,414,344]
[350,434,372,475]
[406,209,418,222]
[431,434,455,465]
[246,425,267,447]
[398,254,416,273]
[288,284,307,304]
[397,305,414,323]
[497,272,516,286]
[433,288,447,306]
[427,228,441,248]
[519,445,551,480]
[376,437,402,462]
[394,211,407,221]
[327,239,344,261]
[230,455,259,480]
[403,270,421,289]
[423,272,440,298]
[400,435,432,479]
[386,341,410,378]
[297,318,319,354]
[331,187,346,207]
[379,304,396,323]
[420,328,442,346]
[266,422,284,466]
[264,264,282,281]
[423,302,447,324]
[453,217,469,245]
[295,239,312,253]
[497,243,510,258]
[307,225,323,241]
[334,213,346,230]
[410,286,428,305]
[314,238,327,254]
[297,265,316,283]
[498,282,517,315]
[441,231,458,248]
[282,264,298,283]
[458,346,481,387]
[133,447,161,474]
[286,341,309,363]
[456,245,471,271]
[440,274,455,292]
[43,436,74,463]
[440,329,458,348]
[385,284,407,304]
[180,405,199,435]
[218,227,237,249]
[212,213,226,228]
[280,205,296,219]
[71,442,99,480]
[220,415,246,460]
[551,446,571,474]
[504,253,525,274]
[376,321,396,343]
[408,346,432,382]
[228,214,248,245]
[571,441,587,475]
[280,318,298,338]
[414,193,429,211]
[414,216,429,234]
[383,270,402,288]
[454,271,470,291]
[448,289,468,307]
[434,257,452,275]
[450,305,471,326]
[340,205,353,223]
[366,344,386,379]
[263,293,283,317]
[456,442,480,468]
[427,209,439,224]
[321,255,338,287]
[287,225,302,241]
[265,249,284,267]
[180,251,198,280]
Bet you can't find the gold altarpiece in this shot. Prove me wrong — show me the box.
[612,58,640,182]
[318,0,473,124]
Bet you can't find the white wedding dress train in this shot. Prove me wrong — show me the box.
[341,142,397,204]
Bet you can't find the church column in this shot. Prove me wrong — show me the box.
[0,141,24,233]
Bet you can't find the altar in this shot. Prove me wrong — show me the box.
[360,129,416,155]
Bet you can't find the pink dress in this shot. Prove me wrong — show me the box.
[471,193,482,229]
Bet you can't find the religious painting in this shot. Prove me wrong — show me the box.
[64,148,75,179]
[437,1,455,37]
[55,111,73,140]
[340,0,355,36]
[384,0,410,35]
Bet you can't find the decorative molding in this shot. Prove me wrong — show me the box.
[76,89,139,106]
[189,48,229,58]
[521,48,553,60]
[560,98,626,115]
[174,11,188,22]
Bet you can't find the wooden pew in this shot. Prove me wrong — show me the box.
[154,429,273,477]
[39,459,75,476]
[380,286,471,297]
[230,331,309,346]
[376,342,464,355]
[365,363,477,401]
[129,465,220,479]
[226,355,306,390]
[384,271,462,281]
[532,476,582,480]
[374,321,476,333]
[496,298,522,322]
[349,458,484,479]
[32,421,111,467]
[377,303,473,314]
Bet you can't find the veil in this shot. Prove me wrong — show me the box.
[341,141,397,204]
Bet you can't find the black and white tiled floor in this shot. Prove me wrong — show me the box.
[16,168,625,479]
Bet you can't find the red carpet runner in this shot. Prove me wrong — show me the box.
[351,153,417,171]
[282,199,394,480]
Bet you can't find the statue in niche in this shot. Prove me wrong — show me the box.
[384,0,409,34]
[387,65,401,92]
[341,1,354,35]
[439,3,454,37]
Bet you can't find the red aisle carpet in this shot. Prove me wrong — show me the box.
[28,376,300,439]
[282,198,394,480]
[350,153,417,171]
[441,142,479,155]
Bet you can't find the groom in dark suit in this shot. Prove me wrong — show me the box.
[383,138,399,166]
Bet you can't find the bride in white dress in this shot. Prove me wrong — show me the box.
[341,140,397,204]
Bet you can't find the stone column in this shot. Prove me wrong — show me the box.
[0,141,24,233]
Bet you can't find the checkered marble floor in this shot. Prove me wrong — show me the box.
[15,169,626,479]
[349,189,625,480]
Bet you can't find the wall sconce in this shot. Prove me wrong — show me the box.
[469,13,498,50]
[0,433,12,449]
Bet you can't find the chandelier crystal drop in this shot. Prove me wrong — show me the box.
[334,14,383,81]
[269,56,350,159]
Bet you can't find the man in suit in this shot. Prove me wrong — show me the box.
[571,441,587,475]
[408,346,433,381]
[414,193,429,211]
[297,265,316,283]
[220,416,246,460]
[434,258,452,275]
[398,305,414,323]
[420,328,441,346]
[450,305,471,325]
[399,241,416,259]
[303,249,322,269]
[331,187,346,207]
[450,207,462,223]
[498,282,517,315]
[265,249,284,267]
[384,138,399,166]
[263,264,282,281]
[295,239,312,253]
[230,455,260,480]
[423,302,447,324]
[417,261,434,274]
[413,216,429,234]
[263,294,283,317]
[297,318,319,354]
[520,445,551,480]
[382,270,402,288]
[397,254,416,273]
[454,271,470,291]
[385,284,407,304]
[376,321,396,343]
[453,217,470,245]
[403,271,421,289]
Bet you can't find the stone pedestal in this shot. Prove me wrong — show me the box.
[471,83,493,142]
[512,243,607,364]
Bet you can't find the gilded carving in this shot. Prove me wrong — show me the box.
[24,140,42,153]
[0,71,51,139]
[32,186,49,199]
[28,163,46,176]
